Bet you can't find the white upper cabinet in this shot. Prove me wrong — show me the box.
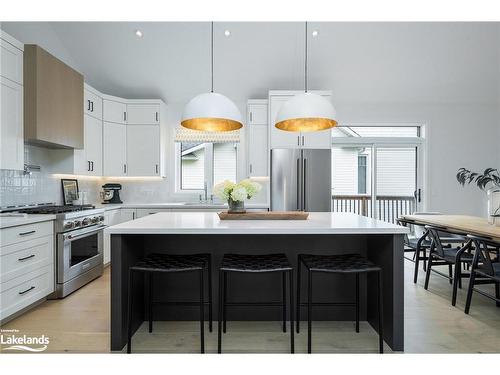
[0,77,24,170]
[269,95,301,149]
[0,33,23,85]
[103,99,127,124]
[247,100,268,177]
[0,32,24,171]
[127,125,160,176]
[73,114,102,175]
[269,90,333,150]
[103,121,127,176]
[127,104,160,125]
[84,87,103,120]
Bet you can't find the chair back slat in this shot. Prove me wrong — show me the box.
[425,225,447,258]
[467,234,499,276]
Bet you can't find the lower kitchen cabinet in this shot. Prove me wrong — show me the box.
[0,220,54,322]
[103,209,121,265]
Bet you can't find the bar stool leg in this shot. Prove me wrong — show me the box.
[282,272,287,333]
[127,269,134,354]
[355,273,360,333]
[296,255,301,334]
[307,270,312,354]
[377,270,384,354]
[289,269,294,353]
[148,273,153,333]
[218,270,223,353]
[223,272,227,334]
[208,255,213,332]
[448,264,453,285]
[199,269,205,353]
[452,261,460,306]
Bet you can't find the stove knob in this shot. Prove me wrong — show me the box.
[74,220,81,227]
[82,218,91,226]
[64,222,74,230]
[99,215,105,222]
[91,216,99,223]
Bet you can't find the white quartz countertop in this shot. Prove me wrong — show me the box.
[95,202,270,211]
[105,212,409,235]
[0,214,56,229]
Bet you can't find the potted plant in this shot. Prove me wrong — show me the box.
[456,168,500,224]
[213,179,262,213]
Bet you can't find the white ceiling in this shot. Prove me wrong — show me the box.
[2,22,499,105]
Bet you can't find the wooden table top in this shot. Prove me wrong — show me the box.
[400,214,500,242]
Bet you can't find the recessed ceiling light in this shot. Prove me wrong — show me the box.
[135,30,143,38]
[224,30,231,37]
[312,30,319,37]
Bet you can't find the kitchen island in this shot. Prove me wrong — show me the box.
[107,212,408,352]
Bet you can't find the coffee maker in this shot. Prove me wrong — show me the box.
[101,183,123,204]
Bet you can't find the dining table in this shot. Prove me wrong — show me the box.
[399,214,500,242]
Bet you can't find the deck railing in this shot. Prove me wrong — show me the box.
[332,194,415,224]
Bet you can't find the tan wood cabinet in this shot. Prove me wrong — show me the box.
[24,45,83,149]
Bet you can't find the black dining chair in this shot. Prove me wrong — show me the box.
[464,234,500,314]
[424,225,473,306]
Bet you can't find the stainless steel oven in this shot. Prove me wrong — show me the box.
[53,222,104,298]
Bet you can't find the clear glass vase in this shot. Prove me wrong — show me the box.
[228,198,246,214]
[487,188,500,225]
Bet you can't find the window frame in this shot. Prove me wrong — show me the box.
[175,142,239,196]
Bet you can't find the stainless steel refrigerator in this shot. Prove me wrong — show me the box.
[271,149,332,212]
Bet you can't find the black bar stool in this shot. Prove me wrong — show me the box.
[217,253,294,353]
[126,253,212,353]
[297,253,384,353]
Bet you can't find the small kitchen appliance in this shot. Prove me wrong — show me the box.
[102,183,123,204]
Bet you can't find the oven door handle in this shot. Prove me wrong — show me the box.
[65,225,106,241]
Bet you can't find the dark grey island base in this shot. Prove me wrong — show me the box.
[110,232,404,352]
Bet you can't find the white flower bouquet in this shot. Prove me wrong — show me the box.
[213,179,262,213]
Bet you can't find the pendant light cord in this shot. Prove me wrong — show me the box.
[305,21,308,93]
[211,21,214,93]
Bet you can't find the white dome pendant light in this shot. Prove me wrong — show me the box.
[275,22,337,132]
[181,22,242,132]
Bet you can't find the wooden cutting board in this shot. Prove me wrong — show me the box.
[218,211,309,220]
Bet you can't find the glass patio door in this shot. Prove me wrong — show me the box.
[332,142,422,223]
[373,146,419,223]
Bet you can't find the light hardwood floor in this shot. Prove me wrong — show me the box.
[1,261,499,353]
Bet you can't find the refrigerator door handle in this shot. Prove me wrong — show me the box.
[303,158,307,212]
[296,158,301,210]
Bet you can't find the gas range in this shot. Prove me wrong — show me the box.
[2,203,105,233]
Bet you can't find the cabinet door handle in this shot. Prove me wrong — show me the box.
[250,111,253,122]
[124,164,127,174]
[124,112,127,122]
[87,100,91,111]
[302,136,304,146]
[91,161,94,171]
[18,254,35,261]
[19,230,36,236]
[155,164,158,174]
[19,286,35,295]
[297,136,300,146]
[91,101,94,112]
[155,112,158,122]
[249,164,253,174]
